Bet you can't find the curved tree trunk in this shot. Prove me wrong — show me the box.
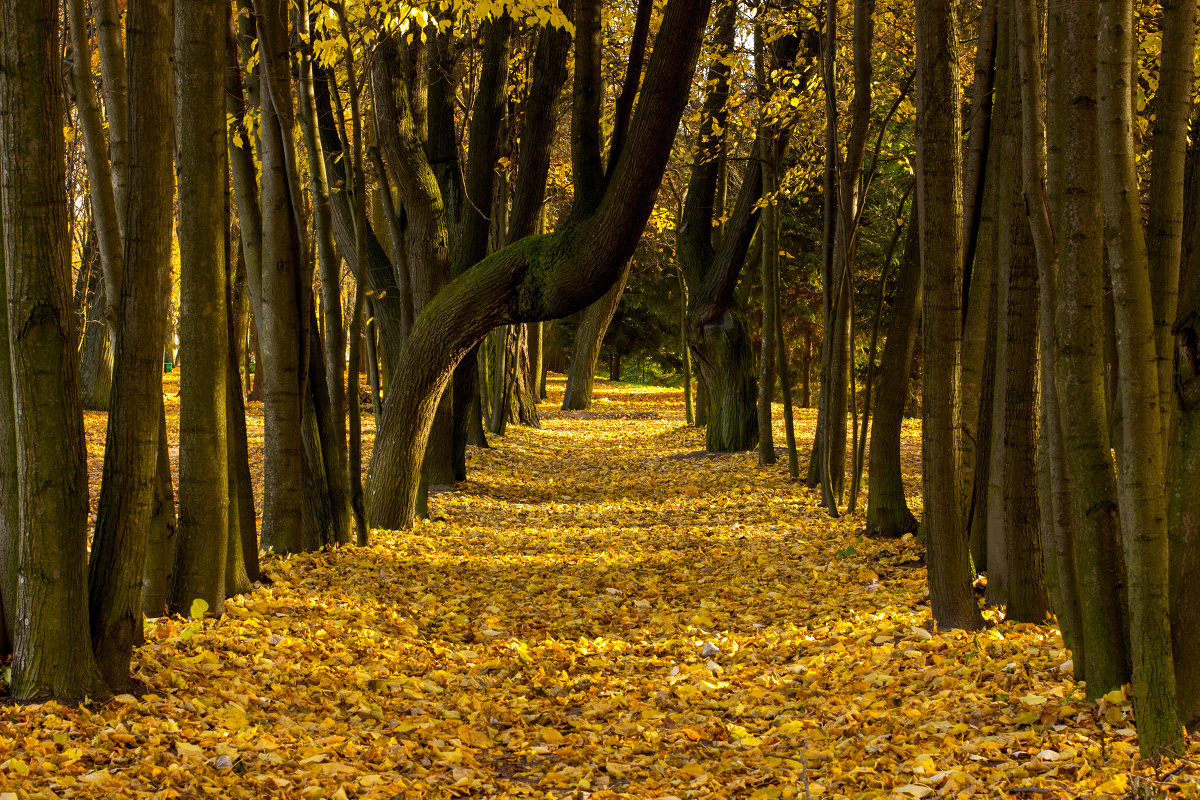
[366,0,714,530]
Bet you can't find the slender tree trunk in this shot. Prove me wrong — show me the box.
[349,279,368,544]
[999,15,1049,619]
[959,0,998,521]
[866,219,921,537]
[298,0,347,496]
[77,234,115,411]
[915,0,983,631]
[256,0,306,554]
[142,411,177,616]
[851,191,912,512]
[1146,0,1196,453]
[170,0,230,615]
[564,274,628,410]
[1097,0,1183,755]
[0,0,108,699]
[756,50,778,468]
[820,0,875,514]
[0,189,18,656]
[1170,119,1200,729]
[86,0,175,689]
[224,215,254,595]
[94,0,128,234]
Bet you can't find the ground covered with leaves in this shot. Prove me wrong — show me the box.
[2,378,1198,799]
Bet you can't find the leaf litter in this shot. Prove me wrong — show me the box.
[2,377,1199,799]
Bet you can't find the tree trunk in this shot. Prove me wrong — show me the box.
[820,0,875,514]
[256,0,307,554]
[366,0,714,529]
[0,0,108,699]
[915,0,983,631]
[1097,0,1184,755]
[959,0,998,524]
[141,411,176,616]
[1146,0,1196,455]
[349,279,369,544]
[224,221,255,594]
[564,273,628,410]
[866,219,921,537]
[1170,130,1200,729]
[756,43,778,468]
[0,182,17,656]
[998,18,1049,618]
[86,0,175,689]
[170,0,230,616]
[77,234,114,411]
[298,0,347,503]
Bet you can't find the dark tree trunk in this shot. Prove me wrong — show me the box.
[87,0,175,689]
[0,0,108,699]
[141,412,177,616]
[169,0,231,616]
[77,229,114,411]
[564,275,627,410]
[1170,116,1200,730]
[866,219,921,537]
[0,181,17,657]
[915,0,983,631]
[1097,0,1184,754]
[366,0,714,529]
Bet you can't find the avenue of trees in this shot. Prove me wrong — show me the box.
[1,0,1197,759]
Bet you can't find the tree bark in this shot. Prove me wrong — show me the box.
[255,0,307,554]
[86,0,175,689]
[1097,0,1183,755]
[915,0,983,631]
[1000,9,1050,619]
[169,0,230,616]
[866,219,921,537]
[563,276,627,410]
[77,232,114,411]
[959,0,998,520]
[0,0,108,699]
[1170,118,1200,730]
[1146,0,1196,454]
[0,184,17,655]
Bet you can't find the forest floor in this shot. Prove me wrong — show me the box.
[2,376,1199,799]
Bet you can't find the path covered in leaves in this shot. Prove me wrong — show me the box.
[3,379,1197,798]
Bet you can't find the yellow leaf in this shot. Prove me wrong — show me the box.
[189,598,209,619]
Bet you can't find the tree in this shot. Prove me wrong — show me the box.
[366,0,715,529]
[562,0,653,411]
[85,0,176,688]
[914,0,982,631]
[0,0,108,699]
[169,0,231,615]
[865,217,920,537]
[1096,0,1183,755]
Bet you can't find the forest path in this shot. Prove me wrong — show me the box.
[5,378,1166,799]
